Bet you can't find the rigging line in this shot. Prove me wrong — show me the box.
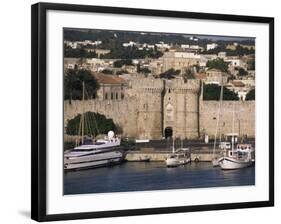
[82,81,101,137]
[93,112,100,136]
[78,113,82,144]
[212,81,224,158]
[84,84,94,138]
[218,84,224,143]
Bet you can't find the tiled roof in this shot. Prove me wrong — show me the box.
[94,73,127,85]
[194,72,207,79]
[232,80,245,87]
[207,68,223,72]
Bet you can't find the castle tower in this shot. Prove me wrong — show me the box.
[132,78,164,139]
[163,78,200,139]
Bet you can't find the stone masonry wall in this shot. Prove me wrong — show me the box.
[64,99,138,138]
[64,77,255,140]
[199,100,255,138]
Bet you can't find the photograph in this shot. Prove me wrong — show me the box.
[63,28,256,195]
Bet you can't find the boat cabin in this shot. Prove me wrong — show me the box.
[225,133,239,143]
[237,144,252,151]
[219,142,231,149]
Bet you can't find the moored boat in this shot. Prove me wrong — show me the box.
[64,82,125,171]
[219,144,253,170]
[165,139,191,167]
[166,148,191,167]
[219,100,254,170]
[64,132,125,171]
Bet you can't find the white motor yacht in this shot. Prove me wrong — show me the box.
[64,131,125,170]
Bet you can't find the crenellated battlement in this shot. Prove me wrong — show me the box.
[165,78,201,93]
[64,76,254,140]
[129,77,200,94]
[130,77,164,89]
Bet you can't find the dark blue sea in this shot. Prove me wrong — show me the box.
[64,162,255,195]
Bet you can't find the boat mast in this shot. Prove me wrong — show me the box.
[212,79,223,158]
[231,102,235,154]
[172,137,175,154]
[181,138,183,149]
[81,81,85,144]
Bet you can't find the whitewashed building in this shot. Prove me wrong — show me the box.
[206,43,218,51]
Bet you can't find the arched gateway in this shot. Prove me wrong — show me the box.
[164,127,173,139]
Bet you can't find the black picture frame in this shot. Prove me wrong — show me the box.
[31,2,274,222]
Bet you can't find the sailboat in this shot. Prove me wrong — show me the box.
[212,81,227,166]
[165,138,191,167]
[64,82,125,171]
[219,103,253,170]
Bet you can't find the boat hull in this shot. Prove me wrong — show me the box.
[166,158,191,167]
[64,150,125,171]
[219,157,253,170]
[212,157,223,167]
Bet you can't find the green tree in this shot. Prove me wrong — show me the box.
[206,58,229,72]
[113,59,133,68]
[64,69,99,101]
[137,63,141,73]
[139,67,151,74]
[226,45,255,56]
[238,67,248,76]
[66,112,117,136]
[203,84,239,101]
[183,68,195,81]
[159,68,181,79]
[245,89,255,100]
[64,47,98,58]
[100,45,163,59]
[101,69,113,74]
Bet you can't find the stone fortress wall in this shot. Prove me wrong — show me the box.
[64,77,255,139]
[64,99,138,138]
[199,100,255,138]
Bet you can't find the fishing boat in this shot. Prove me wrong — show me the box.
[212,142,231,166]
[64,82,125,171]
[219,144,253,169]
[219,103,253,170]
[165,139,191,167]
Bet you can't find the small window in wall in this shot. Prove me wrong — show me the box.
[116,93,118,100]
[121,93,124,99]
[105,93,108,100]
[111,92,113,100]
[168,89,171,93]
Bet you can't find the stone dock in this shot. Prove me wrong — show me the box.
[125,147,220,162]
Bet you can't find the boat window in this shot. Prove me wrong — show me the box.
[74,148,97,152]
[94,142,105,145]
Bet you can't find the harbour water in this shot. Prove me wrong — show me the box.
[64,162,255,195]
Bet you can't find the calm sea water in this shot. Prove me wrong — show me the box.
[64,162,255,195]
